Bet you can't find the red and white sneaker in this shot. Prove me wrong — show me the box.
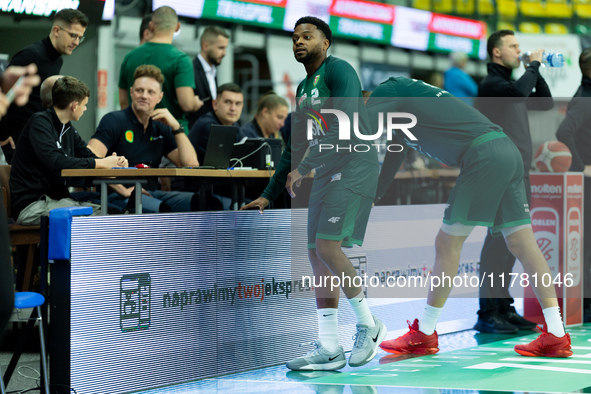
[514,325,573,358]
[379,319,439,355]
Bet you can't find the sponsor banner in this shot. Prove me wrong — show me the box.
[65,205,481,393]
[153,0,205,19]
[0,0,107,22]
[243,0,287,6]
[329,0,395,24]
[330,16,393,45]
[155,0,486,58]
[1,0,81,17]
[428,13,485,39]
[565,173,583,326]
[525,173,583,326]
[391,6,432,51]
[202,0,286,29]
[393,6,486,58]
[283,0,331,31]
[428,32,479,58]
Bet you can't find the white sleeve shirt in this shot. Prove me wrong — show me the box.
[197,53,217,100]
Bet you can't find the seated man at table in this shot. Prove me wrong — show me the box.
[10,76,128,225]
[88,65,199,213]
[188,82,245,164]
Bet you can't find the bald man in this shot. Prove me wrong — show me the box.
[40,75,63,108]
[118,6,203,132]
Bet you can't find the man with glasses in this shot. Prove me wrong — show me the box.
[0,8,88,164]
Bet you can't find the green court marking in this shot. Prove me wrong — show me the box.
[311,326,591,392]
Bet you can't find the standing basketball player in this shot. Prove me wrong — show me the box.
[241,16,386,370]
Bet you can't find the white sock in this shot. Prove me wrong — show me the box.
[317,308,339,352]
[348,295,375,327]
[542,306,566,337]
[419,304,443,335]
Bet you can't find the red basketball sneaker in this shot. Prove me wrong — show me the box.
[514,325,573,357]
[379,319,439,355]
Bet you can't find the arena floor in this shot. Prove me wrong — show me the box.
[132,325,591,394]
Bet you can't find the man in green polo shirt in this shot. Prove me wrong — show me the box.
[118,6,203,132]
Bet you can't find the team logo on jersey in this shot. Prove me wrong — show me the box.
[298,93,307,106]
[125,130,134,143]
[304,108,328,139]
[313,75,320,87]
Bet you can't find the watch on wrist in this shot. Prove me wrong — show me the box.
[172,126,184,135]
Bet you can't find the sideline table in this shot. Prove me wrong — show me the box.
[387,168,460,204]
[62,168,275,213]
[62,167,461,213]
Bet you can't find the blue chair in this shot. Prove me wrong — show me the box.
[1,292,49,394]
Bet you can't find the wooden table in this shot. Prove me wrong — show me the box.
[62,168,276,213]
[62,167,461,213]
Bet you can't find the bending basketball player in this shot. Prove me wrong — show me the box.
[368,77,571,358]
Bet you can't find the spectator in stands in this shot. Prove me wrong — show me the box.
[187,25,230,129]
[40,75,63,108]
[9,76,127,225]
[89,65,199,213]
[119,6,203,132]
[0,64,39,344]
[444,51,478,106]
[0,65,39,119]
[0,8,88,164]
[474,30,553,334]
[37,74,120,208]
[241,92,288,149]
[188,83,245,165]
[139,14,153,45]
[556,47,591,321]
[0,65,40,164]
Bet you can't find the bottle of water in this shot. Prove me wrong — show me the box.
[520,52,565,67]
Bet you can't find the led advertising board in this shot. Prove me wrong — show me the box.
[0,0,106,23]
[153,0,487,58]
[50,205,483,393]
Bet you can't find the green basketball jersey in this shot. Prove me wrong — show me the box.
[367,77,503,167]
[262,56,378,201]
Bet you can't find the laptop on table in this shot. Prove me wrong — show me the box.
[200,125,238,169]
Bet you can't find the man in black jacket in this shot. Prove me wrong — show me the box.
[556,47,591,320]
[187,26,230,130]
[188,83,245,165]
[474,30,554,333]
[10,76,127,225]
[0,8,88,163]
